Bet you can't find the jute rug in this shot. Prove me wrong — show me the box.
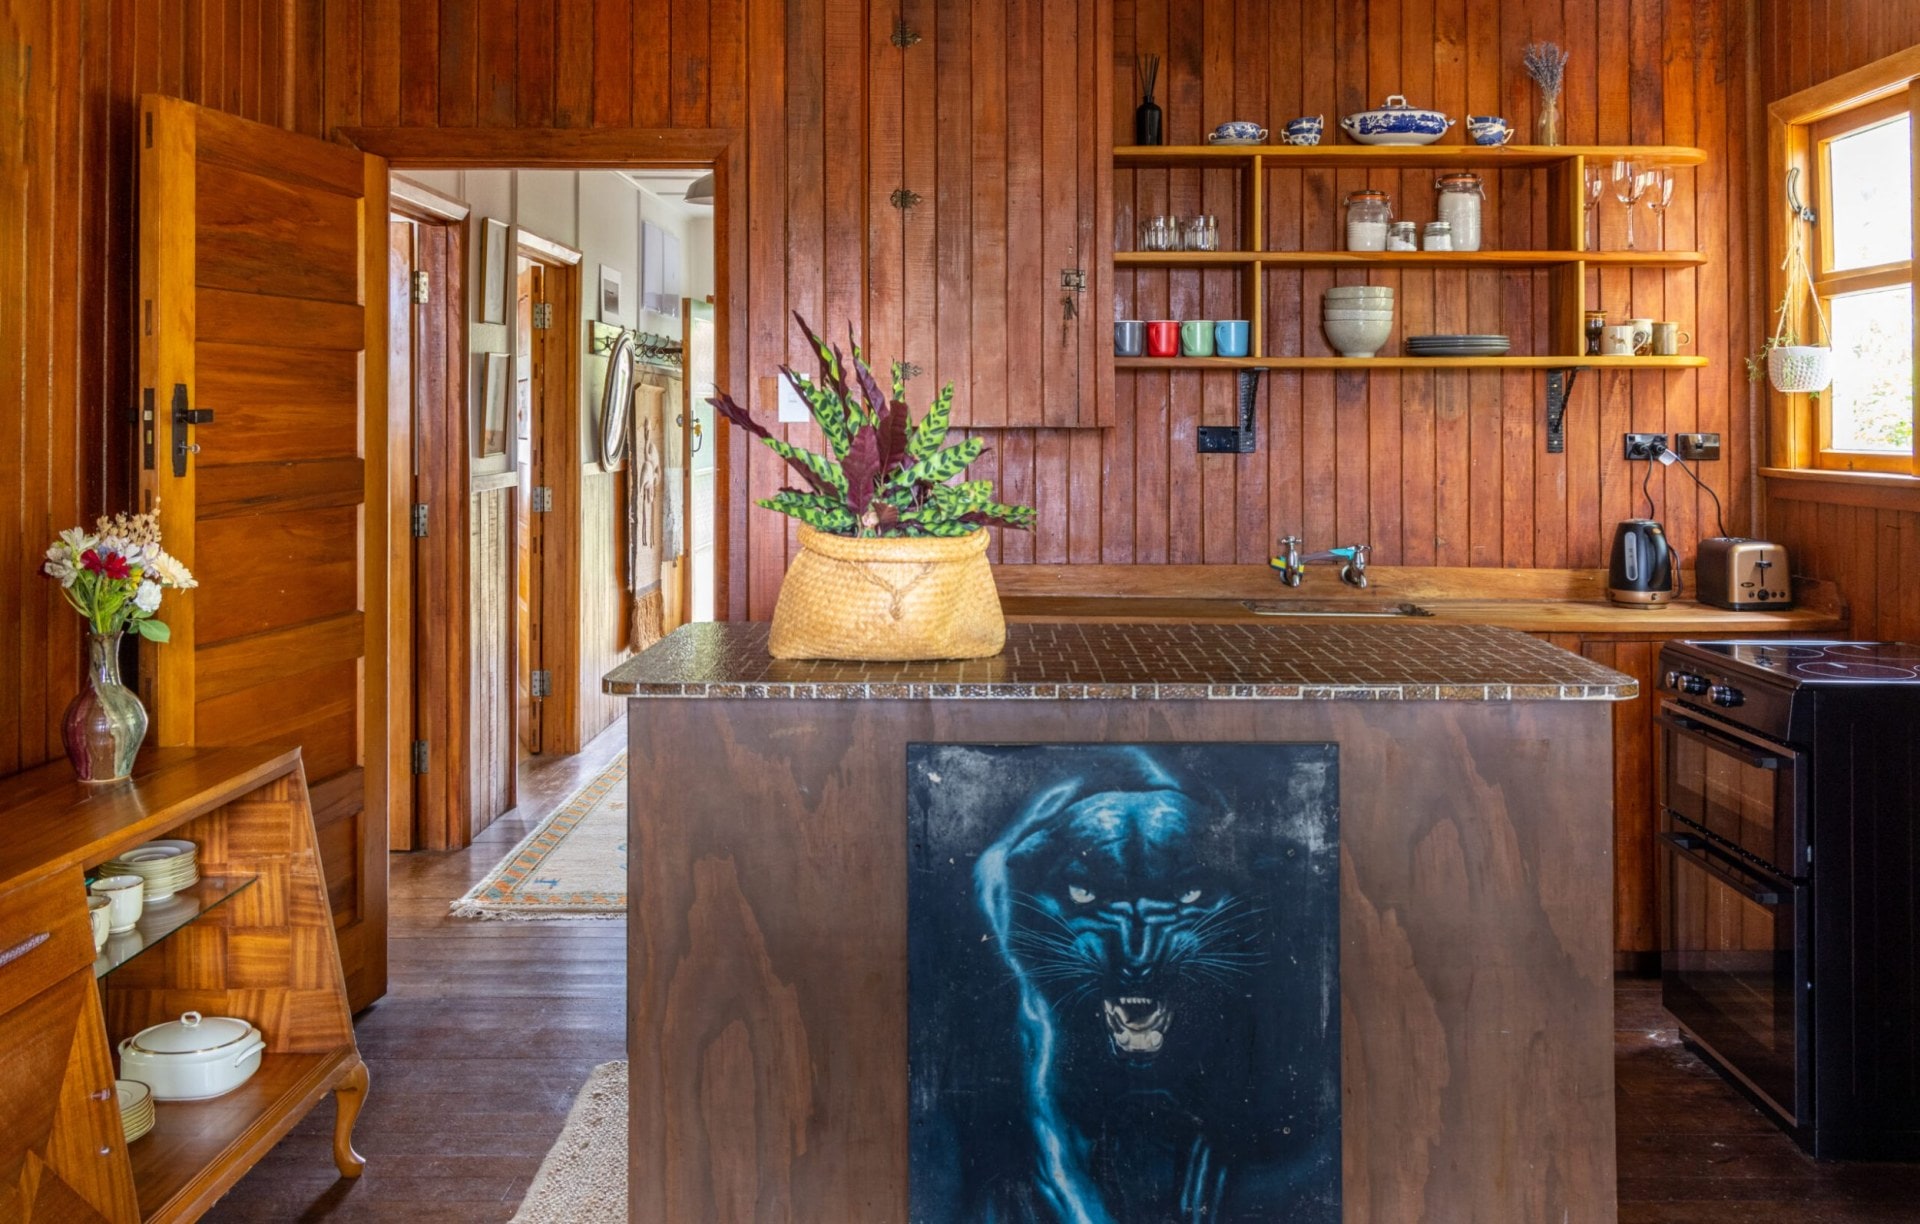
[451,754,627,920]
[511,1061,628,1223]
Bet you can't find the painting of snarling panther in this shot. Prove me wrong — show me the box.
[907,744,1340,1224]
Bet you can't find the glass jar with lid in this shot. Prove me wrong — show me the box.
[1434,172,1485,251]
[1344,189,1393,252]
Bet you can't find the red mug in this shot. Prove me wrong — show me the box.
[1145,320,1179,357]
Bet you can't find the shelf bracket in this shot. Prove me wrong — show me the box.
[1197,368,1265,453]
[1544,367,1584,454]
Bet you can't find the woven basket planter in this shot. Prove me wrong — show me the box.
[769,525,1006,661]
[1768,344,1832,394]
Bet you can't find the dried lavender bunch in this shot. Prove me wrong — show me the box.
[1523,41,1569,100]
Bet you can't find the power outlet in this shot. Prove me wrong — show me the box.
[1676,432,1722,461]
[1623,432,1668,461]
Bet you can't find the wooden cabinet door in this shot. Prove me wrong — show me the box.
[136,96,391,1012]
[0,971,139,1222]
[888,0,1111,429]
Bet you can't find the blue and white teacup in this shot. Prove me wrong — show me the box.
[1283,114,1324,145]
[1209,120,1268,144]
[1467,115,1514,146]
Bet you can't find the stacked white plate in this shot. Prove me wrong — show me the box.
[99,840,198,903]
[1406,333,1511,357]
[117,1079,154,1143]
[1323,286,1395,357]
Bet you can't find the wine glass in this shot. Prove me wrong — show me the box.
[1613,159,1651,250]
[1583,165,1607,250]
[1643,169,1676,250]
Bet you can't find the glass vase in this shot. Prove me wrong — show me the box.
[1536,93,1561,146]
[63,630,147,783]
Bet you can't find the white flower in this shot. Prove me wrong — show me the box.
[57,527,96,554]
[145,549,197,589]
[134,580,163,613]
[42,555,78,587]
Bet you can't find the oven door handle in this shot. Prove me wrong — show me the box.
[1656,710,1784,771]
[1660,830,1785,906]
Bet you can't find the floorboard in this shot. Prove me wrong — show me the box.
[200,721,1920,1221]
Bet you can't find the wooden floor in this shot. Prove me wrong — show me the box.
[200,718,1920,1221]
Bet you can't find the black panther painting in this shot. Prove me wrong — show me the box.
[907,743,1340,1224]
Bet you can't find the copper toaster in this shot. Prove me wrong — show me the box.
[1695,537,1793,611]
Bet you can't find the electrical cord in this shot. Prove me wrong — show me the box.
[1648,441,1728,538]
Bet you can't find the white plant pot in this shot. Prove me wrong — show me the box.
[1768,345,1832,393]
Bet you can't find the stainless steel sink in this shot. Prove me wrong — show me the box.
[1240,600,1434,618]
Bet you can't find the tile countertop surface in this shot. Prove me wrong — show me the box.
[602,621,1639,701]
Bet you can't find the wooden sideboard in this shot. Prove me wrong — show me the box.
[0,747,367,1223]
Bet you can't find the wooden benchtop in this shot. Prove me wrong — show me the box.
[991,565,1847,637]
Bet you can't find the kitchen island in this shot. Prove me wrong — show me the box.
[608,621,1636,1223]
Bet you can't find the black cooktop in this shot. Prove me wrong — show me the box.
[1689,640,1920,685]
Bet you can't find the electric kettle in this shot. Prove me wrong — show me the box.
[1607,519,1675,606]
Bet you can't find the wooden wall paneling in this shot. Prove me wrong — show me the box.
[516,0,556,126]
[577,470,629,745]
[866,0,905,372]
[469,485,514,835]
[591,0,633,127]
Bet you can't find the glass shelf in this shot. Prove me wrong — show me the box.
[92,874,259,979]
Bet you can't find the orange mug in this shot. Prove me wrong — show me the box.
[1145,320,1179,358]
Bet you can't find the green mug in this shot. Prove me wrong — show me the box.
[1180,319,1215,357]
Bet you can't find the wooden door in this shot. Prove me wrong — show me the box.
[137,96,391,1012]
[516,264,546,759]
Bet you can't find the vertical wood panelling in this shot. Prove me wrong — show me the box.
[469,485,514,832]
[577,469,628,742]
[1754,0,1920,637]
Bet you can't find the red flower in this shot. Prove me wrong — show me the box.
[80,549,130,580]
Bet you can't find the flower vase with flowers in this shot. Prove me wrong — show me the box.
[42,504,196,782]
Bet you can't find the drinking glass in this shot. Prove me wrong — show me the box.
[1184,215,1219,252]
[1644,169,1676,249]
[1139,215,1177,252]
[1583,165,1607,250]
[1613,160,1652,250]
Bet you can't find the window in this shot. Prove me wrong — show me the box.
[1795,82,1920,474]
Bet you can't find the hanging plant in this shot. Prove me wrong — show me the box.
[1750,182,1832,395]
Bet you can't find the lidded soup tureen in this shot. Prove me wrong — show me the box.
[1339,96,1455,146]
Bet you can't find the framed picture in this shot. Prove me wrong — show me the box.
[599,264,623,323]
[907,742,1342,1224]
[480,353,510,457]
[479,218,510,325]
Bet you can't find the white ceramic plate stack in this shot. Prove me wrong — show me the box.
[1405,333,1511,357]
[99,839,198,903]
[116,1079,154,1143]
[1323,286,1395,357]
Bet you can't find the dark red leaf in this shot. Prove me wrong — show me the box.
[841,425,883,513]
[850,343,891,426]
[878,400,912,473]
[708,392,771,441]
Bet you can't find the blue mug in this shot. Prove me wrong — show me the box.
[1209,120,1268,144]
[1114,320,1145,358]
[1214,320,1250,358]
[1467,115,1513,146]
[1283,114,1324,146]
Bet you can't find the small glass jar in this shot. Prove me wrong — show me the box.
[1422,220,1453,251]
[1184,215,1220,252]
[1434,172,1485,251]
[1387,221,1419,251]
[1139,215,1176,252]
[1344,189,1392,252]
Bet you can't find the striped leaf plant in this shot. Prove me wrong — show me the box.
[710,314,1037,539]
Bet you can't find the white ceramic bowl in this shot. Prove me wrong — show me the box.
[1322,309,1397,320]
[1323,317,1394,357]
[1323,285,1395,296]
[118,1011,266,1101]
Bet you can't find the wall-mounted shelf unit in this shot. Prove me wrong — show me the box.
[1112,143,1712,452]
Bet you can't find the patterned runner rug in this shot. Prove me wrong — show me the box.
[451,754,627,920]
[510,1061,627,1222]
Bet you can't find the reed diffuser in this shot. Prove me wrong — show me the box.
[1524,41,1570,146]
[1135,54,1163,147]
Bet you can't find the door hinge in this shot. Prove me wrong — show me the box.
[1061,268,1088,292]
[411,270,430,304]
[531,486,554,512]
[532,302,553,329]
[410,503,429,537]
[531,670,552,699]
[410,741,429,775]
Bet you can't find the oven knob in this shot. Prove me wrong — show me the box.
[1665,670,1711,695]
[1709,684,1745,708]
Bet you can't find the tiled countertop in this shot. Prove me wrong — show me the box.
[603,622,1638,701]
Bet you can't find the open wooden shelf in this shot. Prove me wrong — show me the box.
[1118,355,1710,371]
[1115,142,1709,169]
[1116,249,1707,269]
[131,1051,355,1224]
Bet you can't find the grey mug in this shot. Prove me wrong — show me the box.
[1115,320,1146,357]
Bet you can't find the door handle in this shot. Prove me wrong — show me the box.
[170,383,214,478]
[1659,830,1785,906]
[1656,709,1785,771]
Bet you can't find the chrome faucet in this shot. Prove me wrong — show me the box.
[1269,536,1371,588]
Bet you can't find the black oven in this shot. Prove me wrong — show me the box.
[1658,699,1810,1125]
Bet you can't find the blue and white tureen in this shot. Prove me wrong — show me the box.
[1339,95,1455,146]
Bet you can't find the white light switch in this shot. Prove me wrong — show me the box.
[778,375,811,424]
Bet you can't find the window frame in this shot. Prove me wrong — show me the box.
[1768,52,1920,478]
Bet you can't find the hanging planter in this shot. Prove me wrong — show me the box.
[1750,172,1832,395]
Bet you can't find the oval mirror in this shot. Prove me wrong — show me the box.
[600,331,634,470]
